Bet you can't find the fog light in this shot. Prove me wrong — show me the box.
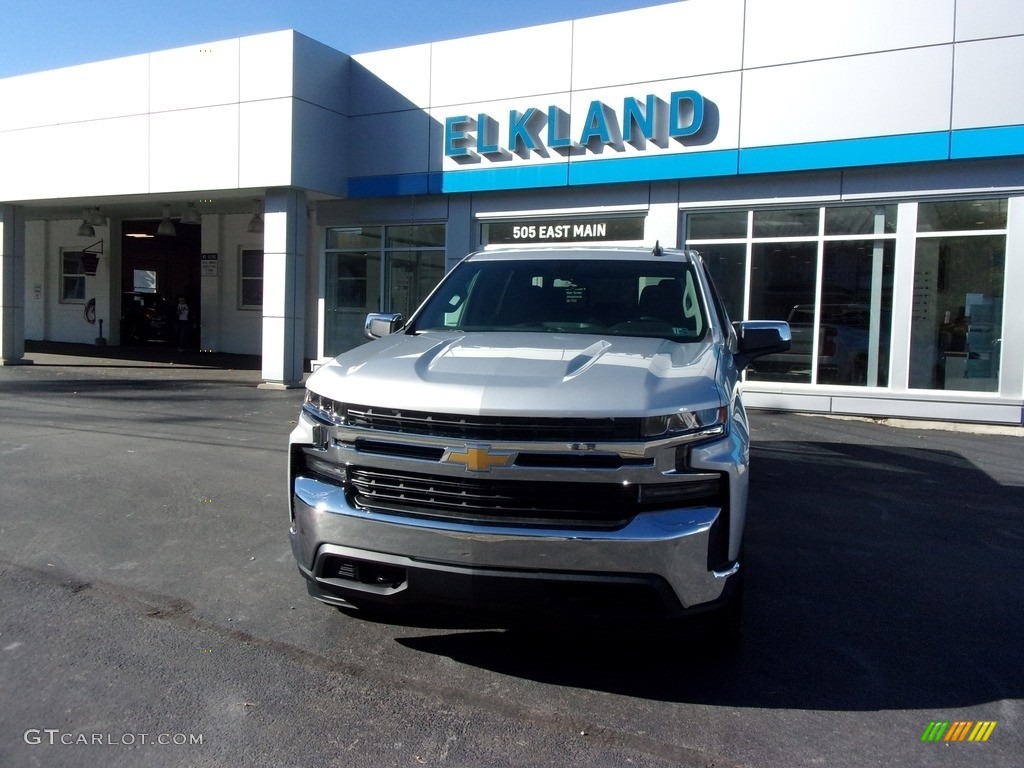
[303,454,348,485]
[638,478,722,506]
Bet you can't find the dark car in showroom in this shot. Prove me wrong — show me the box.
[121,291,175,344]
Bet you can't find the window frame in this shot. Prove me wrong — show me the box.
[239,248,264,310]
[685,204,899,387]
[60,249,87,304]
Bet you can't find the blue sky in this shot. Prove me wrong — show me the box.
[0,0,672,78]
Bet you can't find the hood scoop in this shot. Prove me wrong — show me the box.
[563,340,612,381]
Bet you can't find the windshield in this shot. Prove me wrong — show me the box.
[411,258,708,342]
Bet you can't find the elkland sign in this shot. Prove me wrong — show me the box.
[444,91,709,161]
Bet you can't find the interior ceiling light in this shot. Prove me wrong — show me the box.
[77,210,95,238]
[157,206,176,237]
[181,203,201,225]
[247,200,264,234]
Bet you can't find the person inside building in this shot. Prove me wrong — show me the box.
[176,296,190,352]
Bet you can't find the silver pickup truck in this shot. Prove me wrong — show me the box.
[289,245,789,639]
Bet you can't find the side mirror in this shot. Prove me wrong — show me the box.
[734,320,791,371]
[364,312,404,340]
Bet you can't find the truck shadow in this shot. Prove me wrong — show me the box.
[397,440,1024,711]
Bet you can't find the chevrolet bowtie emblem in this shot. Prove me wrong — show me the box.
[443,445,515,472]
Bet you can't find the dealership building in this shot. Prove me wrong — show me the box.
[1,0,1023,425]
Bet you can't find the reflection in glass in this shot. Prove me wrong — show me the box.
[326,226,383,250]
[917,200,1006,232]
[325,224,446,357]
[752,208,818,238]
[820,240,894,386]
[386,225,446,248]
[687,211,748,240]
[325,252,380,357]
[910,235,1004,391]
[240,250,263,308]
[745,242,817,383]
[699,244,747,322]
[388,251,446,319]
[825,205,896,235]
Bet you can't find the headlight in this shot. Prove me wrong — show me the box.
[641,405,727,440]
[303,389,347,425]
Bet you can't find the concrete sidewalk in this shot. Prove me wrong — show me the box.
[5,340,274,390]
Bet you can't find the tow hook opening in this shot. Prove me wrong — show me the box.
[321,555,407,589]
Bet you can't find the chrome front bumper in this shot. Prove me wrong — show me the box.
[289,474,738,617]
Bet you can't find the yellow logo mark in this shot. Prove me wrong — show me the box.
[443,445,514,472]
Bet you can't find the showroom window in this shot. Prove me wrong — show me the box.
[324,224,445,356]
[239,249,264,309]
[686,205,896,386]
[909,200,1006,392]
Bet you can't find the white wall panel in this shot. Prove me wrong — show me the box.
[55,117,151,198]
[240,32,296,103]
[742,391,833,413]
[208,215,263,355]
[744,0,954,69]
[349,111,432,177]
[956,0,1024,40]
[238,99,294,189]
[430,23,573,106]
[0,56,150,131]
[291,33,350,116]
[150,105,240,192]
[740,47,953,147]
[260,315,286,373]
[0,129,56,200]
[835,397,1024,425]
[261,251,289,318]
[150,39,241,113]
[0,117,147,200]
[352,46,432,114]
[952,37,1024,129]
[290,101,348,196]
[572,0,744,89]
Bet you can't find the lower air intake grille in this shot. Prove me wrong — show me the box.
[347,467,723,528]
[349,467,636,527]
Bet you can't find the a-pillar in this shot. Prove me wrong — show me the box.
[0,204,30,366]
[260,188,307,388]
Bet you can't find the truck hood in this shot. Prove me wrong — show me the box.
[309,331,723,418]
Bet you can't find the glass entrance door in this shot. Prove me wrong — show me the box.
[324,251,381,357]
[323,224,446,358]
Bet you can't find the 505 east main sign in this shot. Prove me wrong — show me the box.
[444,91,706,160]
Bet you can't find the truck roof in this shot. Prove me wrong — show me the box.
[468,245,698,263]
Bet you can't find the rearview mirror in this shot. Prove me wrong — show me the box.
[734,321,791,371]
[364,313,404,340]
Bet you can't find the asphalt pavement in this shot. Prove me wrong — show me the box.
[0,342,1021,768]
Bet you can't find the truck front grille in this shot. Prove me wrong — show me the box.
[347,466,722,528]
[344,404,642,442]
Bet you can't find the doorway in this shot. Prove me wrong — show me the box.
[121,220,201,346]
